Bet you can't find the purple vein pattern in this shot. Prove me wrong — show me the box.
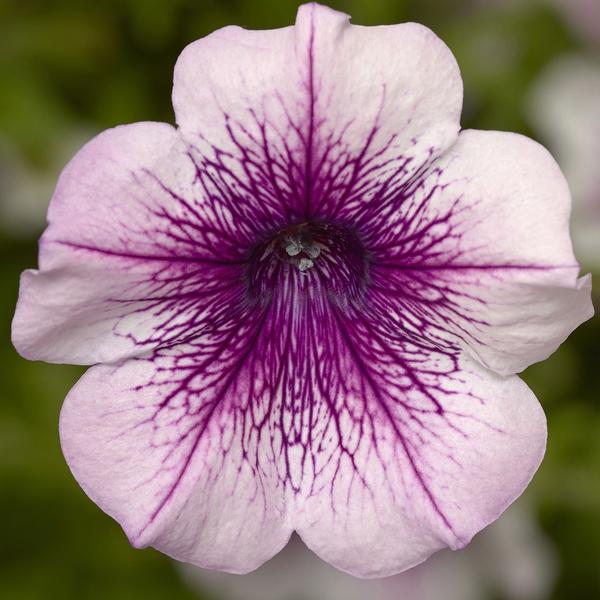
[12,3,593,578]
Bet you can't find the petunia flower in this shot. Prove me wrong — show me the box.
[12,3,593,578]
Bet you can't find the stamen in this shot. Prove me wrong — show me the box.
[273,224,323,271]
[246,221,368,303]
[304,243,321,259]
[298,257,314,271]
[285,240,302,256]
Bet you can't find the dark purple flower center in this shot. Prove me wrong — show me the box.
[246,221,369,308]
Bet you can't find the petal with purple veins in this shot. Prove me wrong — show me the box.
[295,332,546,577]
[363,129,593,375]
[12,123,251,365]
[60,346,292,572]
[172,4,462,221]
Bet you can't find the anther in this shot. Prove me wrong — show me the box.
[298,257,314,271]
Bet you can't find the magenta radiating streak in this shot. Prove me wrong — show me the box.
[303,15,316,218]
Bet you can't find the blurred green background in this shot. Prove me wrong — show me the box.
[0,1,598,598]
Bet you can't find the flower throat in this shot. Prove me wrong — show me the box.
[246,221,369,306]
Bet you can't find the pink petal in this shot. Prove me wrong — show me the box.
[295,356,545,578]
[60,343,292,573]
[364,129,593,376]
[172,4,462,218]
[12,122,247,364]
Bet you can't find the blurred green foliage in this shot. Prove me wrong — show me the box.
[0,1,598,598]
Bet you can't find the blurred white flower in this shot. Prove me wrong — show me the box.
[0,128,94,237]
[527,54,600,269]
[180,503,556,600]
[469,1,600,46]
[552,0,600,45]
